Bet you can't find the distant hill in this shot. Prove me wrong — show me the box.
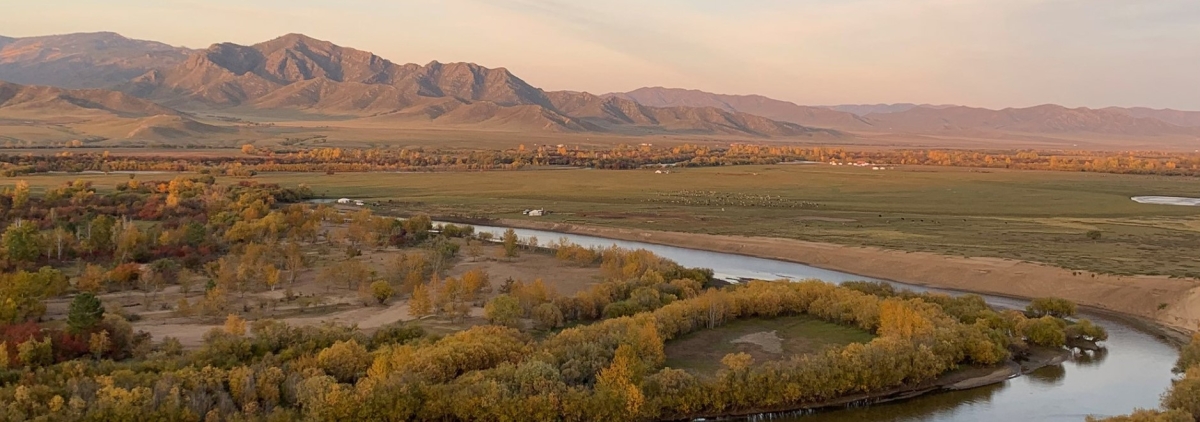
[609,88,1200,138]
[606,87,875,130]
[1104,107,1200,128]
[0,32,192,89]
[824,104,958,116]
[0,80,231,142]
[867,104,1198,136]
[119,34,826,137]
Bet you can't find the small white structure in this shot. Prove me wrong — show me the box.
[529,209,546,217]
[336,198,352,204]
[354,200,366,206]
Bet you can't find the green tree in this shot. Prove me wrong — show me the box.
[3,220,42,263]
[67,292,105,333]
[484,294,523,328]
[84,215,116,255]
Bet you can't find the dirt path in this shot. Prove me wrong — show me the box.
[499,219,1200,335]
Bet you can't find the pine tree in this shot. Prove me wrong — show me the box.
[67,292,104,333]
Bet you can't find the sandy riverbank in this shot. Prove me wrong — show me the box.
[497,219,1200,336]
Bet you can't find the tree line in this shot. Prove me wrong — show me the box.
[6,144,1200,177]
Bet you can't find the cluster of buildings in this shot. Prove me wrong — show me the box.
[522,209,549,217]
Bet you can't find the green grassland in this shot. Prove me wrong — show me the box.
[663,315,875,376]
[10,164,1200,277]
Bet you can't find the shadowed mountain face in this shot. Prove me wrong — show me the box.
[118,34,822,136]
[0,32,192,89]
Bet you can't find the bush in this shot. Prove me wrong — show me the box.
[532,303,564,331]
[316,340,372,383]
[1026,297,1077,318]
[17,337,53,367]
[370,281,394,305]
[1019,316,1067,348]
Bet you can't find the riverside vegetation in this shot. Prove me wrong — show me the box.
[0,177,1107,421]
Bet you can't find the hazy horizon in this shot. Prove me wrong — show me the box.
[4,0,1199,111]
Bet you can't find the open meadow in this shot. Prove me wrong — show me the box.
[9,164,1200,277]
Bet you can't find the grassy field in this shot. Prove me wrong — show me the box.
[663,315,875,376]
[9,164,1200,277]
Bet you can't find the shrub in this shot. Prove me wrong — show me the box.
[370,281,395,305]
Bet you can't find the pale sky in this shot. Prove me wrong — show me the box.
[3,0,1199,110]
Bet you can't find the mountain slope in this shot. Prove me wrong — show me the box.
[549,91,830,136]
[0,32,192,89]
[122,34,825,136]
[1104,107,1200,128]
[608,87,874,130]
[0,80,231,141]
[868,104,1197,136]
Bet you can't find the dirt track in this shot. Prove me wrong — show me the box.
[499,219,1200,335]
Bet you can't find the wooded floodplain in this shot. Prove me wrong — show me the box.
[0,176,1107,421]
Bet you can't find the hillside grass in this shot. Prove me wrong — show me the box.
[9,164,1200,277]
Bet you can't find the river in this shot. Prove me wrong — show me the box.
[464,224,1178,421]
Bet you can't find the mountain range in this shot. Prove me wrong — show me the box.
[610,87,1200,138]
[0,31,1197,146]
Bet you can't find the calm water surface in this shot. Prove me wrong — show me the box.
[466,224,1178,421]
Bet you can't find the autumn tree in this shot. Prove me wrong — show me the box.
[114,219,146,263]
[282,241,310,286]
[370,281,394,305]
[16,337,53,368]
[408,283,432,318]
[317,340,373,383]
[11,179,30,208]
[89,330,111,359]
[502,228,520,258]
[532,302,564,330]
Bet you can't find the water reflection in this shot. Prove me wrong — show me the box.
[1026,364,1067,386]
[1073,348,1110,367]
[771,384,1004,422]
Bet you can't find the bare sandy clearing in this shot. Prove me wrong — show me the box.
[732,331,784,354]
